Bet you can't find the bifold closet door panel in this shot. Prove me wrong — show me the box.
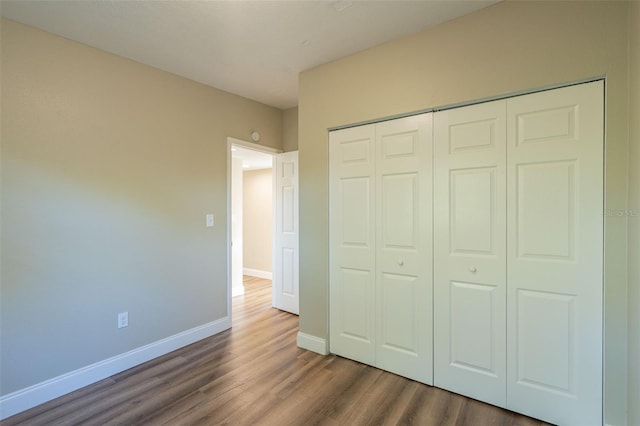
[433,100,507,407]
[506,81,604,425]
[329,124,376,365]
[375,114,433,384]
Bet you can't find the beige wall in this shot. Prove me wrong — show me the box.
[0,19,282,395]
[282,107,298,152]
[298,2,631,424]
[243,168,273,273]
[628,3,640,425]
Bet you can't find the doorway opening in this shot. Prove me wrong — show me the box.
[227,137,299,320]
[230,143,275,297]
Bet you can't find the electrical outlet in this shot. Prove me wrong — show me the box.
[118,312,128,329]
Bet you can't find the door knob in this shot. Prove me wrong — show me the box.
[469,266,477,273]
[398,260,405,266]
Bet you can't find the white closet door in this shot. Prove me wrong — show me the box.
[434,100,507,406]
[506,81,603,425]
[375,114,433,384]
[329,124,376,365]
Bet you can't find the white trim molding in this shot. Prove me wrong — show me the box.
[243,268,272,280]
[0,317,231,420]
[297,332,329,355]
[232,284,245,297]
[227,137,282,155]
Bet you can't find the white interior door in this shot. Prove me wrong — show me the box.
[329,125,376,365]
[375,114,433,384]
[434,100,507,406]
[506,81,604,425]
[273,151,299,314]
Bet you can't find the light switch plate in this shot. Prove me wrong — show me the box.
[206,214,214,227]
[118,312,128,329]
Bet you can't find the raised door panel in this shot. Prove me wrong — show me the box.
[434,100,507,407]
[381,173,417,250]
[516,161,576,260]
[449,282,499,376]
[515,290,576,394]
[329,125,376,365]
[281,248,295,296]
[506,81,603,426]
[450,168,496,255]
[339,268,373,342]
[380,273,417,352]
[375,114,433,385]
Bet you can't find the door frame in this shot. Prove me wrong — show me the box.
[226,137,281,321]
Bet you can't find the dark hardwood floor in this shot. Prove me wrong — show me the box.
[3,276,550,425]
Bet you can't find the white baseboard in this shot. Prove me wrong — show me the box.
[297,332,329,355]
[0,317,231,420]
[243,268,272,280]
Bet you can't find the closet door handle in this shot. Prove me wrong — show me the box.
[469,266,477,273]
[398,260,405,266]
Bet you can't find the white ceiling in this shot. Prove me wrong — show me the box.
[0,0,498,110]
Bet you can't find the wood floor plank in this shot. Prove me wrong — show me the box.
[3,276,551,426]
